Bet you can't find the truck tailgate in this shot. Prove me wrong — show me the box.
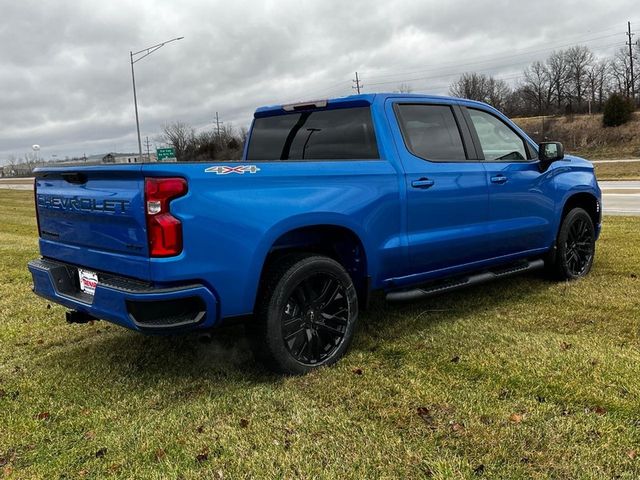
[35,166,150,280]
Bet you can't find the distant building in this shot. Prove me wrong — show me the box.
[0,163,36,177]
[102,153,156,164]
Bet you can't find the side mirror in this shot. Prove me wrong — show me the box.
[538,141,564,171]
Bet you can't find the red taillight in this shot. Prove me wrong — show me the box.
[144,177,187,257]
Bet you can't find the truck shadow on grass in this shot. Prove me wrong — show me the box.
[37,272,555,395]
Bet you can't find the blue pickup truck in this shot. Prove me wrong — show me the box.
[29,93,601,374]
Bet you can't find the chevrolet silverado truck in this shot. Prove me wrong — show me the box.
[28,93,601,374]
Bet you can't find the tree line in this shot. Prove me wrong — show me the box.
[449,45,639,117]
[160,122,246,162]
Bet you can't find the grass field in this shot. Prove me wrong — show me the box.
[1,189,640,479]
[514,113,640,165]
[594,162,640,181]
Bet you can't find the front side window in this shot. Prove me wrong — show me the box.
[246,107,379,161]
[468,109,528,161]
[395,104,467,161]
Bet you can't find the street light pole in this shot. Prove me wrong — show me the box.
[130,51,142,162]
[129,36,184,162]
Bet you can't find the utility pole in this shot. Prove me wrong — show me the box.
[352,72,363,94]
[144,136,152,161]
[214,111,224,138]
[627,21,635,101]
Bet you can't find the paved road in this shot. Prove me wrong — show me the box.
[599,181,640,216]
[0,177,33,190]
[1,177,639,215]
[591,159,640,163]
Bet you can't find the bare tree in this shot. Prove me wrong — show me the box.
[566,46,594,111]
[521,61,552,115]
[395,83,413,94]
[546,50,571,112]
[449,72,511,109]
[586,59,608,111]
[24,152,40,174]
[547,52,569,111]
[161,121,245,162]
[610,47,639,99]
[239,126,249,146]
[450,72,488,101]
[161,122,195,161]
[450,44,636,117]
[6,154,18,168]
[486,77,511,111]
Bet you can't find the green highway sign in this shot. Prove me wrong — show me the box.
[156,147,176,161]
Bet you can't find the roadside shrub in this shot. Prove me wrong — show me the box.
[602,94,635,127]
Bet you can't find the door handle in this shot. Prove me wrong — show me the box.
[490,175,508,184]
[411,178,435,189]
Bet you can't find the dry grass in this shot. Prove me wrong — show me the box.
[514,112,640,161]
[594,162,640,181]
[1,189,640,479]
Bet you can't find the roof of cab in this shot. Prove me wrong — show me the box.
[253,93,488,117]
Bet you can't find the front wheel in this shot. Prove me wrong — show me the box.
[547,207,596,280]
[248,255,359,374]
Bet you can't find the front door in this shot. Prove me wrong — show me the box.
[464,107,556,258]
[388,100,490,277]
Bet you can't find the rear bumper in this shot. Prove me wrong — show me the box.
[28,258,219,332]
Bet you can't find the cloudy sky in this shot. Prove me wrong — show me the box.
[0,0,636,163]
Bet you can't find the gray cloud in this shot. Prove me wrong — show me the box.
[0,0,636,162]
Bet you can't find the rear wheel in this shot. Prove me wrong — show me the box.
[547,207,595,280]
[248,255,358,374]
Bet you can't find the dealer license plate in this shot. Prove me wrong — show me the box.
[78,268,98,296]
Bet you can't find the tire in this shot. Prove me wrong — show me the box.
[248,254,358,375]
[546,207,596,280]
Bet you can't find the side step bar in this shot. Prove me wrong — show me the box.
[386,259,545,303]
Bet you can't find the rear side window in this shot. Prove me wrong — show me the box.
[467,109,528,161]
[395,104,467,161]
[246,107,379,160]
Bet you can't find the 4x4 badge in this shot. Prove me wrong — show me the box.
[205,165,261,175]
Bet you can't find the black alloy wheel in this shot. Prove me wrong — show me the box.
[547,207,596,280]
[564,214,595,276]
[250,255,358,374]
[281,273,349,365]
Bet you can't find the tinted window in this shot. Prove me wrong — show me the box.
[468,109,528,161]
[395,104,467,161]
[246,107,379,160]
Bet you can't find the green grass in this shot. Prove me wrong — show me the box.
[1,189,640,479]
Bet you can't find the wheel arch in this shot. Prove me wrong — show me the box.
[254,222,370,311]
[560,191,601,230]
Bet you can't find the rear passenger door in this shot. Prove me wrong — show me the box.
[388,99,490,277]
[463,106,556,258]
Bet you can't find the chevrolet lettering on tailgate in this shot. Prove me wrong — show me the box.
[36,194,131,213]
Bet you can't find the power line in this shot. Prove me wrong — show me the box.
[362,33,623,83]
[359,20,640,80]
[294,22,635,103]
[364,42,624,88]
